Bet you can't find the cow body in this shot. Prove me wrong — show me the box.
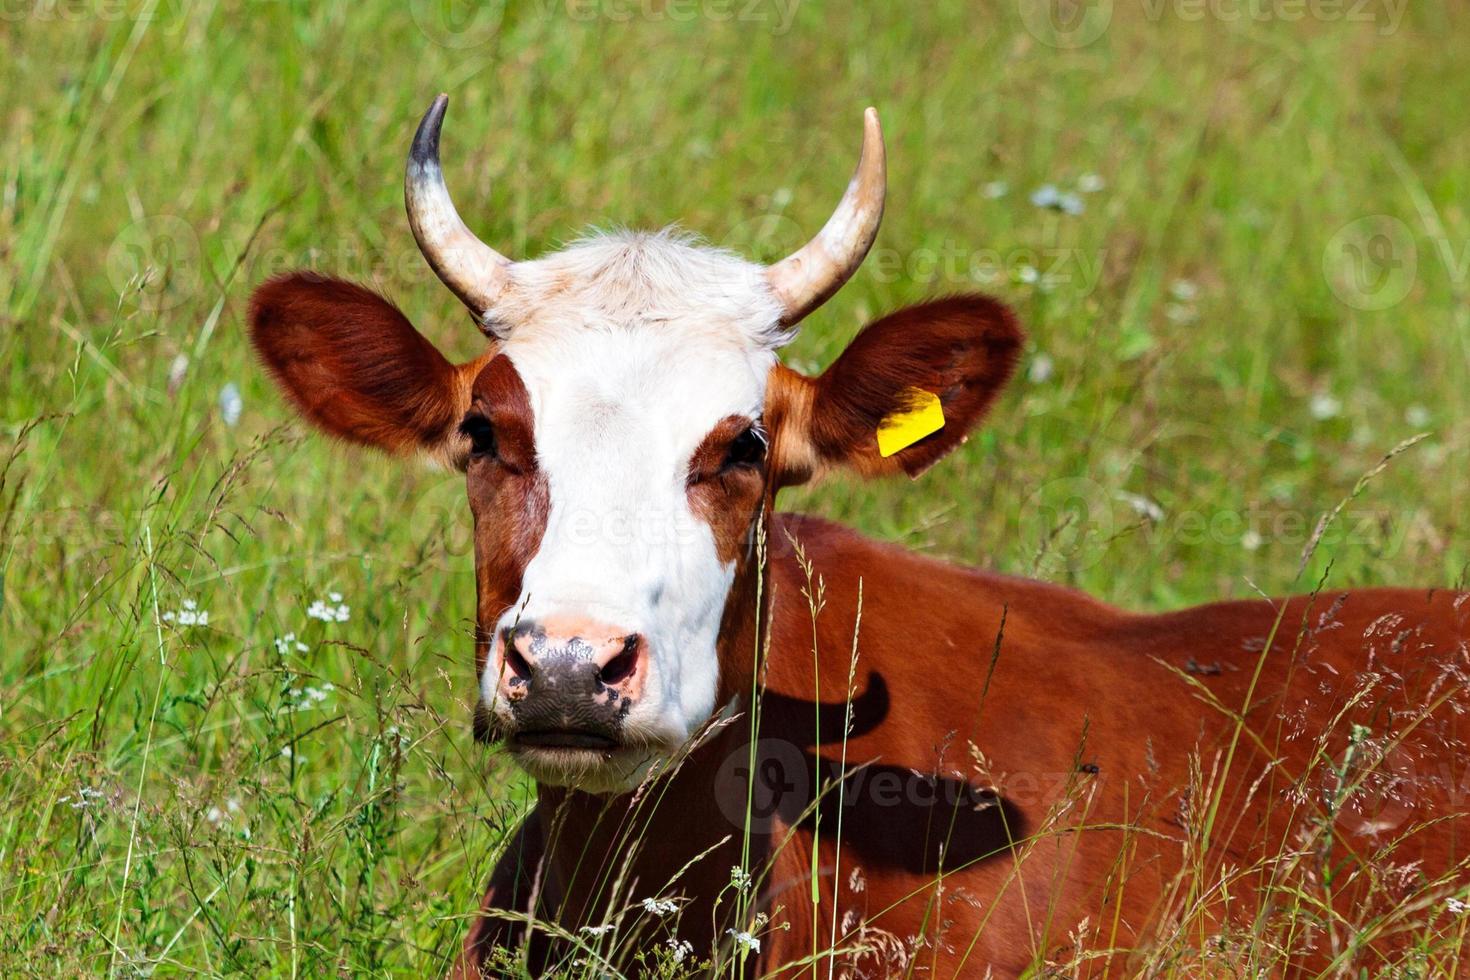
[249,97,1469,978]
[456,515,1470,976]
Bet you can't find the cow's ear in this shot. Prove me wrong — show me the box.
[248,272,491,469]
[769,295,1023,485]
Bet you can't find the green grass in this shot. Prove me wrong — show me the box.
[2,1,1468,975]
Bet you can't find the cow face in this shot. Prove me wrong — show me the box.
[249,98,1021,794]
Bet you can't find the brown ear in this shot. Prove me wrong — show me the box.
[248,272,489,467]
[770,294,1023,484]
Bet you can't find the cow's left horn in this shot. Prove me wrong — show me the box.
[765,107,886,326]
[405,94,514,328]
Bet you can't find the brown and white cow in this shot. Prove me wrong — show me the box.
[250,96,1470,976]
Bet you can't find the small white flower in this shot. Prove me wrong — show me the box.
[727,929,761,954]
[641,896,679,916]
[982,180,1009,199]
[579,923,615,937]
[275,633,309,655]
[165,599,210,627]
[61,786,106,810]
[307,595,350,622]
[1057,192,1084,215]
[1405,404,1431,427]
[1115,491,1164,523]
[219,383,242,427]
[281,746,305,764]
[167,353,190,393]
[667,938,693,963]
[1309,393,1343,421]
[1447,896,1469,916]
[1028,353,1055,384]
[1241,529,1264,552]
[1164,302,1198,325]
[730,866,752,892]
[1077,172,1105,193]
[1015,264,1039,285]
[1169,279,1199,302]
[1030,184,1060,209]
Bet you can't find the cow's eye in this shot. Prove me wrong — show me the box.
[723,425,767,471]
[460,415,498,460]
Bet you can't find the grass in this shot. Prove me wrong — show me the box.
[2,1,1468,975]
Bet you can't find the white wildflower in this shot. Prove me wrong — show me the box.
[1169,279,1198,302]
[641,896,679,917]
[1015,264,1039,285]
[1028,353,1054,384]
[167,353,189,394]
[1309,393,1343,421]
[61,786,106,810]
[1115,491,1164,523]
[982,180,1009,199]
[730,866,752,892]
[1447,896,1469,916]
[579,923,615,937]
[280,746,305,764]
[1077,172,1105,193]
[163,598,210,627]
[667,938,693,963]
[1405,404,1431,427]
[1241,529,1264,552]
[274,632,309,654]
[219,382,242,427]
[1030,184,1060,209]
[1164,302,1198,325]
[727,929,761,954]
[307,594,350,622]
[206,797,242,827]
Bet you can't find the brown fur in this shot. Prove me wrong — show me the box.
[246,276,1467,976]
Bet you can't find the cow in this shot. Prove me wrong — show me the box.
[248,96,1470,977]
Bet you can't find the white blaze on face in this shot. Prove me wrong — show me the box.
[475,231,787,762]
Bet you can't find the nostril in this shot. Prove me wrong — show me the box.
[597,635,641,686]
[503,639,534,682]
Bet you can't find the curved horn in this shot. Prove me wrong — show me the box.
[405,94,513,325]
[765,107,886,326]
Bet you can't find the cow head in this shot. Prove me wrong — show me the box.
[250,96,1022,794]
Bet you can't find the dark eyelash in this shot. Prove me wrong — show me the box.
[723,423,768,470]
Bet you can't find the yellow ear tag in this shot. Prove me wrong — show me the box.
[876,388,945,458]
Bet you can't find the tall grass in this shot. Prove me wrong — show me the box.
[2,2,1467,974]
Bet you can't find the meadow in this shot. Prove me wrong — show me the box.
[2,0,1467,975]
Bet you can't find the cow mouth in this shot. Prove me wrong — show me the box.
[510,729,621,751]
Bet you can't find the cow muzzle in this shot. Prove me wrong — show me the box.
[482,617,648,751]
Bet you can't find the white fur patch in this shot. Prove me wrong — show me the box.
[477,230,786,790]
